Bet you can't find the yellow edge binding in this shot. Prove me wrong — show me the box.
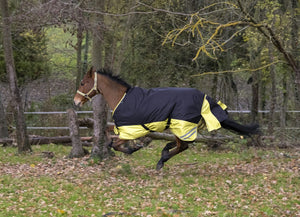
[112,93,126,116]
[114,120,167,140]
[170,119,198,141]
[201,95,224,132]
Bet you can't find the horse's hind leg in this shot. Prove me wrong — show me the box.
[110,138,142,154]
[161,141,176,157]
[156,137,189,170]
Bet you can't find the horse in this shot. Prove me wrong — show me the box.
[74,67,260,170]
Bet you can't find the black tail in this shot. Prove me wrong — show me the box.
[221,118,260,136]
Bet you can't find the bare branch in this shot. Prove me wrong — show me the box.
[192,61,282,77]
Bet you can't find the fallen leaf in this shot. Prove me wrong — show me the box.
[57,209,66,214]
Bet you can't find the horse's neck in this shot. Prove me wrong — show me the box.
[97,74,127,110]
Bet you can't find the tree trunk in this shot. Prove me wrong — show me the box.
[75,21,83,91]
[251,73,259,123]
[91,96,113,159]
[0,136,92,146]
[0,133,229,146]
[268,43,277,136]
[280,73,288,128]
[290,0,300,106]
[250,51,260,123]
[0,0,31,153]
[0,93,9,145]
[114,0,136,75]
[90,0,113,160]
[67,109,87,158]
[82,30,89,74]
[211,74,218,99]
[78,118,230,143]
[249,34,264,123]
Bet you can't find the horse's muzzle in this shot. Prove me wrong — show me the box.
[73,99,83,108]
[73,102,80,109]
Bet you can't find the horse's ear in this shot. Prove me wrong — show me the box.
[87,66,95,78]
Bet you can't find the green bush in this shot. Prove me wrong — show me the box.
[0,29,49,84]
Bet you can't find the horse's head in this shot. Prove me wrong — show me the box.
[74,67,100,107]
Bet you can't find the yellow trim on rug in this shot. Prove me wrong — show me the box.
[201,95,222,131]
[169,119,198,141]
[217,101,227,110]
[114,120,167,140]
[112,93,126,116]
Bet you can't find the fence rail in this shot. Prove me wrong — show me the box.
[24,127,300,130]
[17,111,299,131]
[22,110,300,114]
[23,111,94,114]
[5,110,298,145]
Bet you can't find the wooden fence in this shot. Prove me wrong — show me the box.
[1,110,299,146]
[21,110,300,131]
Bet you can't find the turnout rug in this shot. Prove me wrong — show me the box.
[112,87,228,141]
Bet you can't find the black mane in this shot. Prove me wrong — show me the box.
[97,68,131,90]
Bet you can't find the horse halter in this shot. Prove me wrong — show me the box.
[76,72,100,101]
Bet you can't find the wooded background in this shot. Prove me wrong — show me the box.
[0,0,299,151]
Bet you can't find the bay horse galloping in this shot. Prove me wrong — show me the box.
[74,67,259,170]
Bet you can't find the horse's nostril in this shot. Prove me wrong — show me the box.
[73,100,81,108]
[73,102,77,109]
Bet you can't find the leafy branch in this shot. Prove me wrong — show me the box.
[162,0,299,85]
[163,17,263,61]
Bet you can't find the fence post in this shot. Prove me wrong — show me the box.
[67,108,88,158]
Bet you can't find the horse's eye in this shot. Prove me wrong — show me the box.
[80,82,84,86]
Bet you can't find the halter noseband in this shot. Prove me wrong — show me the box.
[76,72,99,101]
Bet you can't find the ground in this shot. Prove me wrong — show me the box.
[0,142,299,216]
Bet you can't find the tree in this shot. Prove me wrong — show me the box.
[0,29,49,84]
[75,20,83,92]
[157,0,299,132]
[0,1,49,84]
[290,0,300,102]
[0,93,9,144]
[89,0,113,160]
[0,0,31,153]
[162,0,299,93]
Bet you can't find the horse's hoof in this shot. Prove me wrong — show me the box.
[156,161,164,170]
[136,143,143,148]
[125,148,134,155]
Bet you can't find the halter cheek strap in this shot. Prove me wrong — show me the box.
[76,72,100,101]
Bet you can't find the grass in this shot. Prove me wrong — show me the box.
[0,142,299,216]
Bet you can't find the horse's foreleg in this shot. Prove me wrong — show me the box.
[109,138,143,155]
[161,141,176,158]
[156,141,176,170]
[156,137,189,170]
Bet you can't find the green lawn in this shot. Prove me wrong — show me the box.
[0,142,299,216]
